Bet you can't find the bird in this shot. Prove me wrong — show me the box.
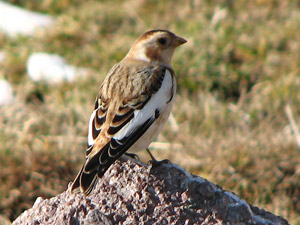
[70,29,186,195]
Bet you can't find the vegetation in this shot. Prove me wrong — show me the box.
[1,0,300,223]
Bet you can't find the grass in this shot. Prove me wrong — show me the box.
[1,0,300,223]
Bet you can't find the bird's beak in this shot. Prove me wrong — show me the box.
[174,36,187,47]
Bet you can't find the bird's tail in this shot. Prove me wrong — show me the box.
[70,143,114,195]
[70,165,98,195]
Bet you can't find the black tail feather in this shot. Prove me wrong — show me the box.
[70,165,98,195]
[70,166,84,193]
[70,116,156,195]
[80,170,98,195]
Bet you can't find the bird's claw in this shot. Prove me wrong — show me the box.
[124,152,140,160]
[146,148,170,167]
[149,158,171,167]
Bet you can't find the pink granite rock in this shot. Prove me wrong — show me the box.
[12,158,289,225]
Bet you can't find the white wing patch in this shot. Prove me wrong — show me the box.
[87,110,96,147]
[114,69,173,141]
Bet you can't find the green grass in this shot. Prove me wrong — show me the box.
[1,0,300,223]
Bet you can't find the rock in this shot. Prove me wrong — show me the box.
[0,79,14,106]
[0,1,54,36]
[27,53,88,84]
[12,158,289,225]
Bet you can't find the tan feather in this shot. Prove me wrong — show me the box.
[70,29,186,195]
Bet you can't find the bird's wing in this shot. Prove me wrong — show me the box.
[71,62,175,194]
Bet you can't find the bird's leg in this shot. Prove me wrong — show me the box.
[124,152,140,160]
[146,148,170,167]
[146,148,157,162]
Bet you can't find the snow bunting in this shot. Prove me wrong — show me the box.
[71,29,186,195]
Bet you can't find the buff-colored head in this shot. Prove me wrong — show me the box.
[126,29,186,67]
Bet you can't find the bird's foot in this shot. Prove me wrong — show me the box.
[124,152,140,161]
[146,148,170,167]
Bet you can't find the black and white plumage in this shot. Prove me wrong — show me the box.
[71,29,186,195]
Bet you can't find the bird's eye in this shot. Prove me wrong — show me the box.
[158,38,167,45]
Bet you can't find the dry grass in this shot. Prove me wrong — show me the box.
[1,0,300,223]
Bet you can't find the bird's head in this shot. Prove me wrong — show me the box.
[126,30,186,67]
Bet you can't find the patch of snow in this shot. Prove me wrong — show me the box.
[27,53,88,84]
[0,1,54,36]
[0,79,14,106]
